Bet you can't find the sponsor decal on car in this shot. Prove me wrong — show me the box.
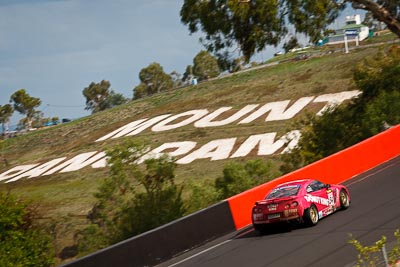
[284,209,298,217]
[327,191,335,206]
[268,204,278,211]
[304,194,329,206]
[335,188,340,204]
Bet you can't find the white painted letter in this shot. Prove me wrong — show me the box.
[91,152,108,168]
[231,130,301,158]
[280,130,301,153]
[314,90,361,115]
[0,164,38,182]
[177,138,236,164]
[5,157,66,183]
[194,104,259,128]
[43,151,106,175]
[239,97,314,124]
[152,110,209,132]
[138,141,197,164]
[231,133,280,157]
[96,114,171,142]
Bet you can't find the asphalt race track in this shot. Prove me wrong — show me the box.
[159,156,400,267]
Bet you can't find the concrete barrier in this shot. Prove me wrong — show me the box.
[227,124,400,230]
[61,201,235,267]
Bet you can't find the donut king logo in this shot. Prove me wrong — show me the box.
[0,90,361,184]
[304,194,330,206]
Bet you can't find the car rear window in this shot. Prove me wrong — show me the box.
[266,184,300,199]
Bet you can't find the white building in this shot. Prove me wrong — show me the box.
[325,15,370,45]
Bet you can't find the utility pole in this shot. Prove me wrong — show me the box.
[344,34,349,53]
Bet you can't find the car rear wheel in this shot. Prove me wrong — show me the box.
[253,224,268,234]
[303,205,319,226]
[339,189,350,209]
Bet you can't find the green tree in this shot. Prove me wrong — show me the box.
[182,65,194,83]
[119,156,185,237]
[51,117,59,124]
[181,0,400,62]
[186,178,219,214]
[77,140,185,254]
[215,159,280,199]
[0,104,14,133]
[0,192,54,267]
[133,62,173,99]
[280,46,400,173]
[355,0,400,34]
[0,140,9,167]
[10,89,41,129]
[30,110,44,128]
[83,80,111,113]
[231,56,246,72]
[363,11,378,30]
[132,83,147,100]
[283,36,300,53]
[193,50,220,80]
[363,90,400,134]
[100,90,129,110]
[170,70,183,88]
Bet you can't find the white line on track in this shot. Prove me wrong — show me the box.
[168,158,399,266]
[167,228,254,267]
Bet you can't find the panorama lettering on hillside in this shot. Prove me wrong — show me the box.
[0,90,361,183]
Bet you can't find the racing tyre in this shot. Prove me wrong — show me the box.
[253,224,268,234]
[339,189,350,210]
[303,205,319,226]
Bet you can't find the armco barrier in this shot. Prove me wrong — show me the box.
[227,124,400,230]
[61,201,236,267]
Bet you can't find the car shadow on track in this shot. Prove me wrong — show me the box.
[235,223,310,239]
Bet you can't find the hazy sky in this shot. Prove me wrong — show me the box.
[0,0,208,125]
[0,0,358,127]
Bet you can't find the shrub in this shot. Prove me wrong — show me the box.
[280,46,400,174]
[77,140,185,255]
[349,229,400,266]
[215,159,280,199]
[0,192,54,267]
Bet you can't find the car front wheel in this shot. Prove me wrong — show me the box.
[303,205,319,226]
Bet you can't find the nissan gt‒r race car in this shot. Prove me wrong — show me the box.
[252,179,350,232]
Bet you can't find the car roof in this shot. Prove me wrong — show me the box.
[275,179,313,187]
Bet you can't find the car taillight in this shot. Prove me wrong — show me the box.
[253,207,262,213]
[285,202,298,209]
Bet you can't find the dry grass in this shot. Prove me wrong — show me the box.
[0,45,386,263]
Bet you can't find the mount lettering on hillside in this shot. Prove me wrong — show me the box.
[0,90,360,183]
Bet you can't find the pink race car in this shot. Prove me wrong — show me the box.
[252,179,350,232]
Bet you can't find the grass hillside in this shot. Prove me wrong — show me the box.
[0,43,392,261]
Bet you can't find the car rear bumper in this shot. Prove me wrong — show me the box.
[252,212,301,224]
